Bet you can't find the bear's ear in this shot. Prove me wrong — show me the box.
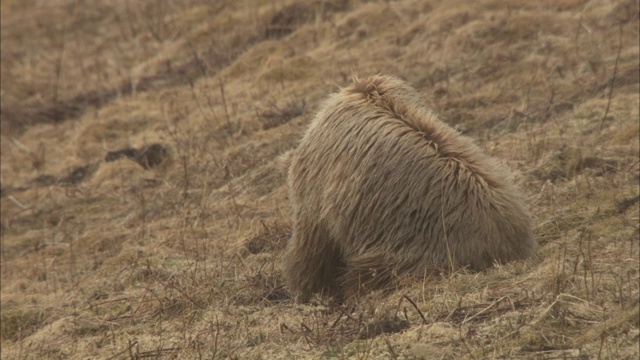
[349,75,386,96]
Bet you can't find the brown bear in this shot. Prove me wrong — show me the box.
[283,75,536,302]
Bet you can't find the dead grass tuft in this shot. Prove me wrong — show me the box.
[244,221,290,255]
[257,98,307,130]
[265,0,350,39]
[0,307,50,342]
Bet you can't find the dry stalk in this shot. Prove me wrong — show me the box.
[402,295,427,324]
[383,337,398,360]
[219,78,232,131]
[461,296,507,325]
[189,77,215,129]
[598,24,624,131]
[105,340,138,360]
[52,1,77,104]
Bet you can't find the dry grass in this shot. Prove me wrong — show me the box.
[1,0,638,358]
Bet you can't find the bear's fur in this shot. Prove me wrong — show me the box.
[283,75,536,302]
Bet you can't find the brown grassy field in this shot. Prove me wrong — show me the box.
[1,0,638,358]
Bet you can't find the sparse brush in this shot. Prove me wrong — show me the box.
[257,98,307,130]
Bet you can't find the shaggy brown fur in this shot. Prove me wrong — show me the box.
[284,75,537,302]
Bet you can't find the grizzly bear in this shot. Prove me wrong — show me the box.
[283,75,536,302]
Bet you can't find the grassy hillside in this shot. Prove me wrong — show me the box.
[1,0,638,358]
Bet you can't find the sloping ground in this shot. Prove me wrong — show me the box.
[1,0,638,358]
